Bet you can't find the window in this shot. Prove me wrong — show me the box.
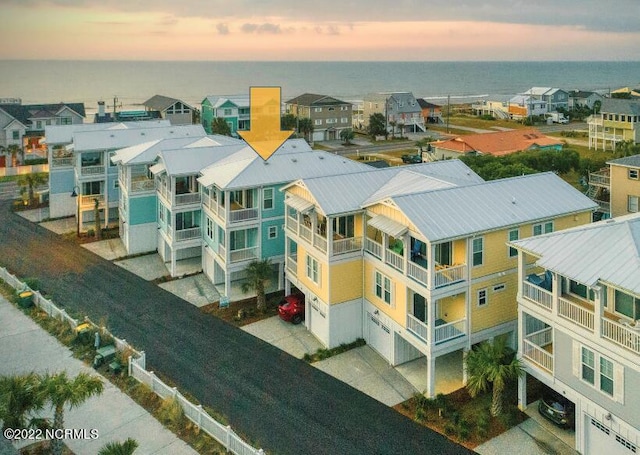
[340,117,348,123]
[328,107,335,111]
[113,180,119,189]
[576,344,622,400]
[340,105,348,111]
[262,188,274,210]
[206,217,213,240]
[268,225,277,239]
[306,254,320,284]
[629,169,639,180]
[472,237,483,266]
[314,107,322,113]
[508,228,519,257]
[614,289,640,319]
[12,130,19,140]
[581,347,595,385]
[600,357,614,396]
[60,117,72,125]
[493,283,506,292]
[314,119,322,126]
[175,211,200,230]
[628,195,639,213]
[36,121,42,129]
[326,118,337,124]
[533,221,553,236]
[477,288,488,307]
[570,280,595,301]
[375,271,392,305]
[223,108,232,116]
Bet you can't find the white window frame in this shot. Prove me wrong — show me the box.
[472,237,484,266]
[508,228,519,258]
[314,107,322,113]
[374,270,393,305]
[492,283,506,293]
[268,225,277,239]
[306,254,320,284]
[628,195,639,213]
[263,188,274,210]
[573,342,623,402]
[628,169,639,180]
[314,119,322,126]
[533,220,553,236]
[477,288,488,307]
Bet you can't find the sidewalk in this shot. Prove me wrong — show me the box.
[0,297,198,455]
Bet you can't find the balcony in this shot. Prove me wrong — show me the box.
[286,255,297,278]
[602,319,640,355]
[203,194,226,221]
[434,264,466,288]
[229,207,258,224]
[407,261,427,284]
[365,238,382,259]
[80,165,105,176]
[79,194,104,207]
[522,281,553,312]
[167,226,201,242]
[130,178,155,193]
[523,327,553,374]
[299,224,312,243]
[313,234,327,253]
[558,295,594,332]
[333,236,362,255]
[405,314,467,346]
[588,168,610,188]
[174,192,200,206]
[407,314,428,341]
[230,246,259,263]
[51,156,74,167]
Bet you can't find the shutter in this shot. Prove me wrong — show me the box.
[572,341,581,378]
[614,363,624,404]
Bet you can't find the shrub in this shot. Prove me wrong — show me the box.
[444,423,456,436]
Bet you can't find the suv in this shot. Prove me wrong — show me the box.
[401,154,422,164]
[538,389,575,429]
[278,293,305,324]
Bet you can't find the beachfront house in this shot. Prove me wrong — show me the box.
[283,163,596,397]
[417,99,443,124]
[521,87,569,113]
[284,93,353,142]
[143,95,197,126]
[588,99,640,151]
[363,92,426,134]
[512,213,640,455]
[201,95,250,137]
[507,95,548,119]
[569,90,604,111]
[587,154,640,219]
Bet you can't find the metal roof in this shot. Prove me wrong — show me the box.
[159,144,246,176]
[512,213,640,295]
[285,194,315,214]
[44,121,168,145]
[72,124,205,151]
[368,214,408,238]
[600,98,640,116]
[204,95,250,109]
[388,172,597,242]
[608,154,640,168]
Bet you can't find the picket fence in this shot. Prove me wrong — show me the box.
[0,266,263,455]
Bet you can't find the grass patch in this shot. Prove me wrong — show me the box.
[303,338,366,363]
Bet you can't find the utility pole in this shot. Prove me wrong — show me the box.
[446,94,450,134]
[113,96,122,118]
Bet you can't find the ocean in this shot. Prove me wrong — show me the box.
[1,60,639,115]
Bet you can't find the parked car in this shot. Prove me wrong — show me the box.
[538,390,575,429]
[278,293,305,324]
[401,154,423,164]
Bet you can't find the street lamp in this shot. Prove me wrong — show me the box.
[70,185,80,237]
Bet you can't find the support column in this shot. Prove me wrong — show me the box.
[462,347,469,385]
[517,373,527,411]
[224,271,231,300]
[593,286,603,339]
[425,355,436,398]
[171,249,176,277]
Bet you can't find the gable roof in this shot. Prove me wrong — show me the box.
[203,95,250,109]
[511,213,640,295]
[156,144,245,176]
[0,102,86,126]
[385,172,597,242]
[143,95,194,112]
[599,98,640,116]
[417,99,440,109]
[72,124,205,152]
[433,129,562,156]
[607,154,640,168]
[285,93,350,106]
[45,120,171,145]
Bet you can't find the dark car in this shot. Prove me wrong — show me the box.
[401,154,423,164]
[538,390,575,429]
[278,293,305,324]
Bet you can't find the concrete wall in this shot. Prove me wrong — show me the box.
[126,222,157,254]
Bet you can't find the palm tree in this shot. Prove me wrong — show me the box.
[211,117,232,136]
[17,172,47,206]
[340,128,355,145]
[297,118,314,142]
[98,438,139,455]
[388,120,397,139]
[94,197,102,240]
[0,373,46,430]
[465,338,523,417]
[6,144,22,167]
[42,372,104,455]
[241,259,272,311]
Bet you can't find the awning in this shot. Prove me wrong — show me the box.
[149,162,165,175]
[286,195,314,214]
[368,214,407,238]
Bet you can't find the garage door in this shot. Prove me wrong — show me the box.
[585,415,637,455]
[366,312,391,361]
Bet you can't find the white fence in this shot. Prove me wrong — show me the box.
[0,266,263,455]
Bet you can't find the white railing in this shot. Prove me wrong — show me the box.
[558,297,594,331]
[0,163,49,177]
[175,227,201,242]
[299,225,312,242]
[365,238,382,259]
[80,194,104,207]
[80,165,105,176]
[130,178,155,193]
[407,261,427,285]
[406,314,428,342]
[385,249,404,272]
[229,207,258,223]
[313,235,327,253]
[434,318,466,344]
[332,237,362,255]
[286,256,297,277]
[523,339,554,373]
[522,281,553,311]
[285,215,298,233]
[230,247,258,263]
[218,243,226,260]
[588,170,610,187]
[434,264,466,288]
[52,156,74,167]
[602,319,640,354]
[174,192,200,206]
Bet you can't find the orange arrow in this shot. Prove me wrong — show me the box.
[238,86,292,161]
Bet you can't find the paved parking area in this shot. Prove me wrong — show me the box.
[242,316,323,359]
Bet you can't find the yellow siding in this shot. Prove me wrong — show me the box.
[330,260,363,304]
[296,244,330,303]
[438,293,465,321]
[470,273,519,333]
[367,203,417,232]
[363,259,407,326]
[452,238,466,264]
[610,165,640,217]
[354,214,364,237]
[286,185,314,203]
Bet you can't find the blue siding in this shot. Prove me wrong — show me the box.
[107,175,120,201]
[262,184,286,218]
[49,169,75,195]
[261,218,285,258]
[129,195,157,225]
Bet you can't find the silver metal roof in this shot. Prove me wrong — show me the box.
[159,144,245,176]
[72,124,205,151]
[368,214,408,238]
[44,120,170,145]
[389,172,598,242]
[285,194,315,214]
[512,213,640,296]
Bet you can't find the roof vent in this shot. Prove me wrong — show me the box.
[141,132,145,136]
[110,134,115,137]
[512,197,516,204]
[319,156,324,160]
[292,158,297,163]
[264,161,269,165]
[292,145,296,148]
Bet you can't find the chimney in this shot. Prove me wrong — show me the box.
[98,101,105,118]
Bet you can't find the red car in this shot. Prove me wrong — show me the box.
[278,293,305,324]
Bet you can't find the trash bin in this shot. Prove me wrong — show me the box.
[74,322,92,345]
[17,291,34,309]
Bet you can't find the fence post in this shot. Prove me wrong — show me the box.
[60,308,67,323]
[149,371,155,392]
[138,351,145,370]
[128,354,132,377]
[172,387,178,399]
[196,404,202,428]
[225,425,231,449]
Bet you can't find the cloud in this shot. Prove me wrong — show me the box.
[241,23,284,34]
[216,22,229,35]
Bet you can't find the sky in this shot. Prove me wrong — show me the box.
[2,0,640,61]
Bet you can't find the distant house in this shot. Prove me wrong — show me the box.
[432,129,563,159]
[587,153,640,219]
[568,90,604,111]
[611,86,640,99]
[143,95,196,125]
[417,99,442,124]
[285,93,353,142]
[471,99,513,120]
[0,100,85,160]
[94,101,162,124]
[588,98,640,150]
[508,95,548,119]
[363,92,426,133]
[201,95,250,137]
[521,87,569,112]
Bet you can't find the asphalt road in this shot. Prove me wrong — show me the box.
[0,201,474,455]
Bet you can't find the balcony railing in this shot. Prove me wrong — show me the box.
[522,281,553,311]
[51,156,74,167]
[285,215,298,233]
[79,194,104,207]
[385,249,404,272]
[588,169,610,187]
[230,246,259,263]
[286,255,297,277]
[174,227,201,242]
[365,238,382,259]
[558,296,594,331]
[602,319,640,355]
[523,327,554,373]
[299,225,312,242]
[434,264,466,288]
[174,192,200,206]
[407,261,427,284]
[434,318,466,344]
[218,243,226,259]
[333,236,362,255]
[130,179,155,193]
[406,314,428,342]
[313,235,327,253]
[229,207,258,223]
[80,165,105,176]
